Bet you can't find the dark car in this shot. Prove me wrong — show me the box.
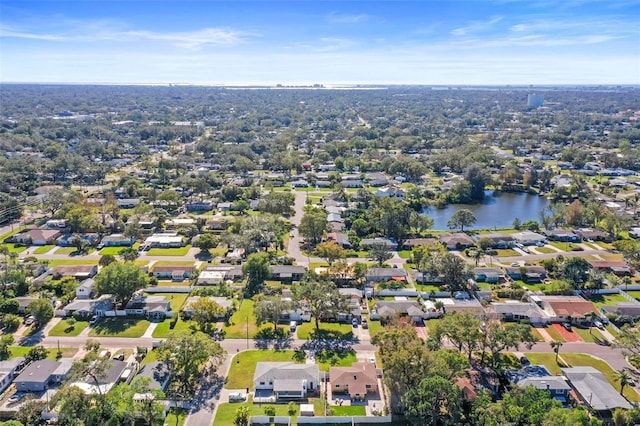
[520,356,530,366]
[562,322,572,331]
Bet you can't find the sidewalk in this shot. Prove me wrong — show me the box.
[534,326,553,343]
[142,322,159,338]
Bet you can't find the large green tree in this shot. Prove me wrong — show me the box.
[562,256,591,288]
[298,206,328,247]
[254,296,293,331]
[157,331,225,395]
[241,252,270,297]
[294,277,348,330]
[314,241,347,265]
[447,209,477,232]
[404,376,462,426]
[95,261,149,307]
[26,298,54,327]
[189,297,226,332]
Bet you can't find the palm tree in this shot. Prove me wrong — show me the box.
[616,370,633,396]
[584,312,596,336]
[471,248,483,267]
[550,340,564,364]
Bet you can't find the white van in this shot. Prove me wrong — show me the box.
[289,321,297,332]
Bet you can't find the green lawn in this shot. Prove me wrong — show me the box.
[331,405,367,416]
[152,317,196,338]
[225,350,299,390]
[543,325,565,342]
[297,322,353,340]
[529,326,545,342]
[223,299,258,338]
[397,250,412,259]
[535,247,556,254]
[8,346,77,360]
[34,245,55,254]
[215,397,293,426]
[315,349,357,371]
[144,293,188,312]
[164,408,187,426]
[54,247,77,254]
[524,352,565,375]
[89,318,151,338]
[140,349,159,365]
[0,227,25,242]
[367,319,386,339]
[47,259,99,267]
[99,246,135,255]
[586,293,629,309]
[2,243,27,253]
[147,245,192,256]
[494,249,520,256]
[48,320,89,337]
[547,241,570,252]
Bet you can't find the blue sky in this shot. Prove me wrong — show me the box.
[1,0,639,85]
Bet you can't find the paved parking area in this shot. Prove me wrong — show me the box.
[551,323,582,342]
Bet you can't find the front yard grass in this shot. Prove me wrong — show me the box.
[48,320,89,337]
[315,349,357,371]
[225,350,298,390]
[297,322,353,340]
[147,245,192,256]
[152,317,196,338]
[494,249,520,256]
[34,245,55,254]
[543,325,565,342]
[89,318,151,338]
[99,246,135,255]
[47,259,98,267]
[367,319,385,339]
[54,247,77,254]
[8,346,77,360]
[2,243,27,253]
[535,247,556,254]
[524,352,565,375]
[223,299,258,338]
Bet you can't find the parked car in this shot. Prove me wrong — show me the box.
[229,392,247,402]
[89,316,99,325]
[562,322,572,331]
[289,321,297,332]
[520,356,530,366]
[352,318,359,327]
[8,393,25,404]
[113,353,125,361]
[24,315,36,326]
[594,320,604,330]
[361,319,368,329]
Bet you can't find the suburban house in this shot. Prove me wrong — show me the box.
[562,367,633,411]
[544,229,580,242]
[474,233,515,249]
[330,362,378,400]
[511,231,546,246]
[117,198,141,208]
[16,296,39,314]
[574,228,612,242]
[62,295,114,318]
[269,265,306,283]
[45,219,68,229]
[52,264,98,280]
[151,265,194,281]
[185,199,214,211]
[360,238,397,250]
[76,278,95,299]
[601,302,640,321]
[532,296,600,324]
[402,238,438,250]
[57,233,100,247]
[490,302,548,324]
[144,233,184,248]
[0,357,26,394]
[471,267,504,283]
[439,298,486,315]
[505,266,547,282]
[197,265,243,285]
[13,229,61,246]
[135,361,171,392]
[372,300,424,323]
[70,360,131,395]
[505,365,570,403]
[326,232,351,249]
[100,233,133,247]
[14,359,71,392]
[254,362,320,400]
[338,288,364,322]
[375,186,405,198]
[182,296,233,319]
[125,295,171,320]
[588,260,631,276]
[366,268,407,284]
[439,233,476,250]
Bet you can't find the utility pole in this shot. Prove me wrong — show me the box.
[246,315,249,350]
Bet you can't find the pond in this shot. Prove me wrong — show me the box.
[426,191,551,230]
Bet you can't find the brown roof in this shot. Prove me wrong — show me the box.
[588,260,628,269]
[152,265,193,273]
[53,265,96,275]
[330,362,377,397]
[22,229,60,241]
[546,298,599,317]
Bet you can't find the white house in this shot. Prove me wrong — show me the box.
[254,362,320,400]
[76,278,95,299]
[144,233,184,248]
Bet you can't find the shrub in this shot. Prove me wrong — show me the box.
[287,402,297,416]
[263,405,276,416]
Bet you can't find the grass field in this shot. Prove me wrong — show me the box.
[152,317,196,338]
[147,246,192,256]
[98,246,132,255]
[543,325,565,342]
[297,322,353,340]
[225,350,298,390]
[524,352,564,374]
[34,245,55,254]
[89,318,151,338]
[47,259,99,267]
[315,349,357,371]
[2,243,27,253]
[8,346,77,360]
[54,247,77,254]
[223,299,258,338]
[535,247,557,254]
[48,320,89,337]
[331,405,367,416]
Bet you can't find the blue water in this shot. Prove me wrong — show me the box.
[426,191,551,230]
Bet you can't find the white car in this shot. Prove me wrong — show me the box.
[228,392,247,402]
[8,393,25,404]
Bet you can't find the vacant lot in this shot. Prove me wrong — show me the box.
[89,318,150,338]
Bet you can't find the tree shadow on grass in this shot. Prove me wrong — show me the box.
[91,318,139,336]
[253,328,292,350]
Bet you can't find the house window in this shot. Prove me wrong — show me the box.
[366,384,371,389]
[335,384,340,388]
[259,382,265,385]
[269,381,272,385]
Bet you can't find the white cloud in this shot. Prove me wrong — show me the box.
[451,16,503,36]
